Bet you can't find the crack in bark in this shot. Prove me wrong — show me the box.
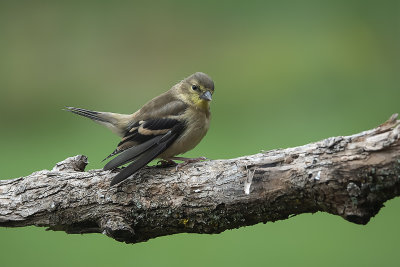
[0,114,400,244]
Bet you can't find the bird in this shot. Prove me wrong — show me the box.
[66,72,214,186]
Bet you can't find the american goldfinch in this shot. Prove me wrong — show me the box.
[66,72,214,186]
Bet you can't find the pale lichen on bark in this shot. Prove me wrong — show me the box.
[0,114,399,244]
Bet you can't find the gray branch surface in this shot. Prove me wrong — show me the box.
[1,114,400,244]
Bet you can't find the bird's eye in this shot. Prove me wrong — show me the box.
[192,85,199,91]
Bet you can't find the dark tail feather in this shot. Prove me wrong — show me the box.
[64,107,109,123]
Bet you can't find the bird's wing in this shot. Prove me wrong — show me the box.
[133,93,187,121]
[103,135,164,169]
[102,99,187,160]
[104,118,186,185]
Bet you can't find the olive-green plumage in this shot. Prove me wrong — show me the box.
[66,72,214,186]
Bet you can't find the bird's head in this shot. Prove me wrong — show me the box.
[179,72,214,111]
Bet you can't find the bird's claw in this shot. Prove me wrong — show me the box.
[156,159,177,168]
[173,157,208,171]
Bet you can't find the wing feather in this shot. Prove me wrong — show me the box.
[109,123,185,186]
[103,135,163,170]
[135,99,187,121]
[116,118,181,151]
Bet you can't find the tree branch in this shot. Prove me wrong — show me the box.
[1,114,400,244]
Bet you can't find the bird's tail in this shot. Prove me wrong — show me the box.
[65,107,132,137]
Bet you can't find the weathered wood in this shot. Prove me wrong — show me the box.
[1,114,399,244]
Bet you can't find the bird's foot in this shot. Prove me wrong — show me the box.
[156,159,177,168]
[170,157,208,170]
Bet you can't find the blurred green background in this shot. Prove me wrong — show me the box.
[1,0,399,266]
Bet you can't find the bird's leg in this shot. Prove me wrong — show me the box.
[156,159,177,168]
[170,157,208,170]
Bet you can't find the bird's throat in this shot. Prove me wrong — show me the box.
[194,99,210,111]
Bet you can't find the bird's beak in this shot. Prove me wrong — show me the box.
[200,91,212,101]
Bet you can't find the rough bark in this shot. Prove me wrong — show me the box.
[1,114,400,244]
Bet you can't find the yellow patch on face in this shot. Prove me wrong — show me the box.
[191,94,210,111]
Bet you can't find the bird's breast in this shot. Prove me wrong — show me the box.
[159,108,210,159]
